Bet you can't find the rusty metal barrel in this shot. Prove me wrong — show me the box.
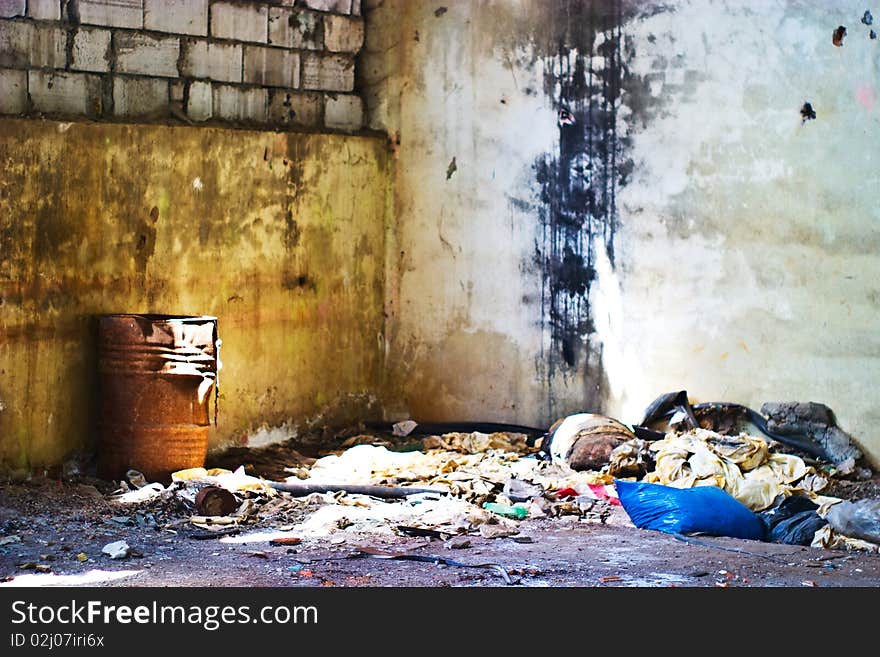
[96,314,219,483]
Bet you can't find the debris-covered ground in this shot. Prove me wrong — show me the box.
[2,423,880,588]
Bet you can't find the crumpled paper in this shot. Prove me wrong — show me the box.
[422,431,532,455]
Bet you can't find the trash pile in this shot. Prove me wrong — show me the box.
[97,430,625,555]
[542,391,879,552]
[95,392,879,560]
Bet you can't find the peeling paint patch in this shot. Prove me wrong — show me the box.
[446,156,457,180]
[243,422,298,448]
[801,101,816,122]
[833,25,847,47]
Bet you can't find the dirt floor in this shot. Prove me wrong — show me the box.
[2,434,880,588]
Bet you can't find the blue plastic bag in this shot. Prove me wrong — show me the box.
[615,480,766,541]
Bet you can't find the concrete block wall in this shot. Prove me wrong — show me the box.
[0,0,365,131]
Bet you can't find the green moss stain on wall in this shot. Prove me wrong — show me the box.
[0,119,391,469]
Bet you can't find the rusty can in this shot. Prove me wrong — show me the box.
[96,314,219,483]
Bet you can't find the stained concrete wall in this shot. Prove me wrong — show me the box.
[363,0,880,465]
[0,118,391,470]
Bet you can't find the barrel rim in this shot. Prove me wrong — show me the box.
[98,313,218,323]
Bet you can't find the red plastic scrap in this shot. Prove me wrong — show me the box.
[555,483,622,505]
[587,484,622,506]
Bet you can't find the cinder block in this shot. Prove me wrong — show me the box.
[28,0,61,21]
[71,27,111,72]
[0,68,26,113]
[268,89,320,127]
[0,20,31,67]
[115,32,180,78]
[30,24,66,68]
[212,83,267,122]
[0,22,65,69]
[301,53,353,92]
[145,0,208,36]
[186,79,211,121]
[301,0,351,14]
[78,0,144,29]
[324,93,362,131]
[268,8,321,50]
[323,15,363,53]
[0,0,25,18]
[210,2,267,43]
[29,70,102,117]
[243,46,299,88]
[180,39,241,82]
[112,75,168,117]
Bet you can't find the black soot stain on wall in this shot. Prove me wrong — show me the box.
[528,0,641,413]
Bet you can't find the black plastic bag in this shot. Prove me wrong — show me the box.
[760,496,827,546]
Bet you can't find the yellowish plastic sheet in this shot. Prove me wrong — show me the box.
[811,524,880,553]
[171,465,276,496]
[644,428,831,511]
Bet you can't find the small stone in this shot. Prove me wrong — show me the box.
[478,523,519,539]
[101,540,131,560]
